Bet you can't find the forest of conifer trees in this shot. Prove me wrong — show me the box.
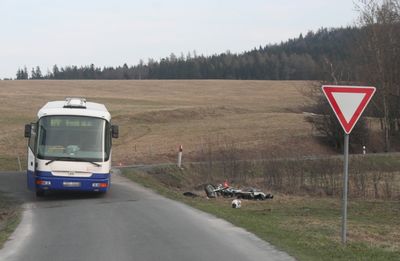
[15,27,358,81]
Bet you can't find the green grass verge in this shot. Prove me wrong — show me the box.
[122,168,400,261]
[0,193,22,249]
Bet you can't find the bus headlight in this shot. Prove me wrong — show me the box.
[36,180,51,186]
[92,183,108,188]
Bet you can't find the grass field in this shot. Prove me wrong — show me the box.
[0,193,21,249]
[0,80,331,171]
[123,168,400,261]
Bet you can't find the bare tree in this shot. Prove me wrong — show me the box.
[304,82,369,151]
[355,0,400,151]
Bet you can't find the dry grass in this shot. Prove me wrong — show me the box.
[0,80,330,170]
[0,193,21,248]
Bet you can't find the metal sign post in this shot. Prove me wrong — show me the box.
[321,85,376,245]
[341,133,349,244]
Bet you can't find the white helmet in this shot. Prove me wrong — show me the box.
[231,199,241,208]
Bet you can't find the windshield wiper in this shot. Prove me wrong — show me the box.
[45,157,101,167]
[71,157,101,167]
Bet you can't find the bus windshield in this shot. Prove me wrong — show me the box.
[37,116,110,162]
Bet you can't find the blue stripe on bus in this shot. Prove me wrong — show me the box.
[27,170,35,190]
[36,170,109,179]
[32,171,111,192]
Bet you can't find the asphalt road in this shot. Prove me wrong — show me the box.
[0,171,294,261]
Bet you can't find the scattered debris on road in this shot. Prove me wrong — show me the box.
[204,182,273,200]
[183,191,199,198]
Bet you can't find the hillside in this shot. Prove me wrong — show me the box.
[0,80,333,170]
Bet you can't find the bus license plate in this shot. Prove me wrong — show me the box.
[63,182,81,187]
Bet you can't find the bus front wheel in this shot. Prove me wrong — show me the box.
[36,190,45,197]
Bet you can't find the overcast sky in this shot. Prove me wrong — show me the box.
[0,0,359,79]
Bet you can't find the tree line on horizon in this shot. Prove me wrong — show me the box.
[15,26,358,81]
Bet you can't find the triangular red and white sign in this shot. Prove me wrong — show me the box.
[322,85,376,134]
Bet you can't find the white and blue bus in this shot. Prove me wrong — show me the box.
[24,98,119,196]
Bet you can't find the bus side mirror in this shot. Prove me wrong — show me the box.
[24,124,31,138]
[112,125,119,138]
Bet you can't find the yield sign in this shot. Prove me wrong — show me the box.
[322,85,376,134]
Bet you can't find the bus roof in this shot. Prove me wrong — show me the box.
[37,98,111,121]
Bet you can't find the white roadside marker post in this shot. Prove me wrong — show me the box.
[177,145,183,168]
